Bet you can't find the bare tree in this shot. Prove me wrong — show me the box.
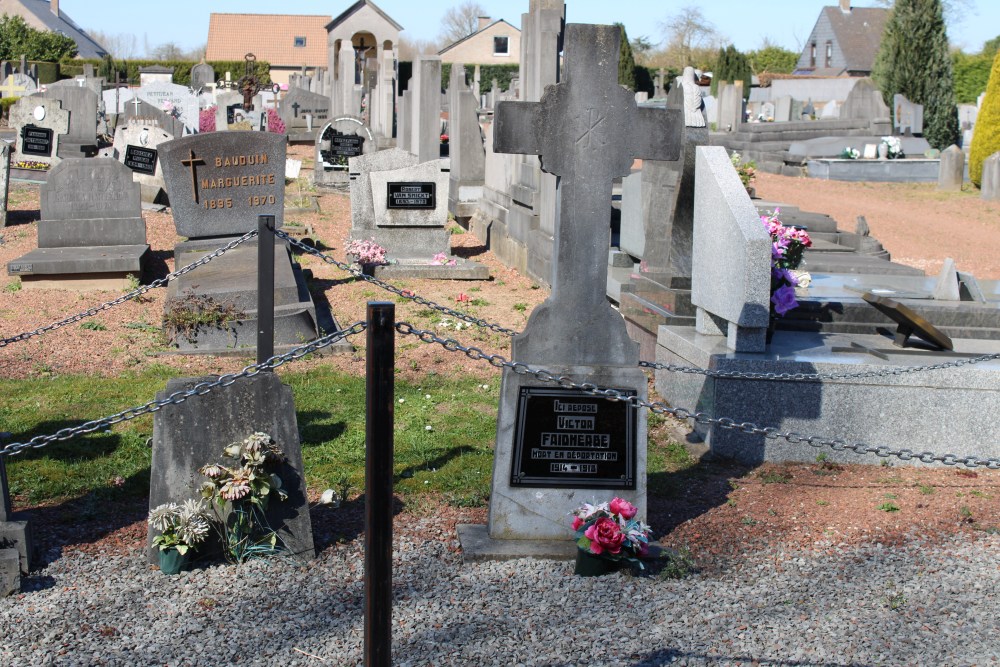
[658,6,726,70]
[149,42,185,61]
[85,29,138,59]
[398,36,441,60]
[439,1,489,44]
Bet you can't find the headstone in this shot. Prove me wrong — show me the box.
[841,78,890,121]
[703,95,717,125]
[654,68,665,98]
[774,95,792,122]
[147,373,314,564]
[690,146,770,352]
[9,97,70,171]
[486,24,682,541]
[33,86,98,158]
[314,116,375,186]
[894,94,923,135]
[410,57,443,163]
[136,82,199,134]
[119,97,184,140]
[348,150,485,279]
[937,145,964,192]
[157,131,325,352]
[0,73,37,99]
[1,144,9,227]
[214,91,244,132]
[820,99,839,119]
[717,81,743,132]
[112,118,174,204]
[446,63,485,219]
[190,62,216,91]
[5,159,150,290]
[278,88,331,140]
[982,151,1000,201]
[102,87,135,114]
[760,101,775,121]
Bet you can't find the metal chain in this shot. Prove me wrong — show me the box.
[396,322,1000,470]
[0,322,367,458]
[275,230,521,337]
[0,231,259,348]
[639,353,1000,383]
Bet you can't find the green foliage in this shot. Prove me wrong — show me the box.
[983,35,1000,59]
[872,0,959,149]
[970,50,1000,187]
[711,45,752,99]
[1,96,19,120]
[616,23,637,91]
[0,15,77,62]
[953,51,993,103]
[61,58,272,87]
[437,63,519,96]
[747,45,799,75]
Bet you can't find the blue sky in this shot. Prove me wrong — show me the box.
[60,1,999,56]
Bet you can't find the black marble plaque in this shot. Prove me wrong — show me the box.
[387,182,435,209]
[510,387,637,489]
[330,131,364,157]
[124,145,158,175]
[22,125,53,157]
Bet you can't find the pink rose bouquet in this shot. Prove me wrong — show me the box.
[571,498,652,568]
[761,209,811,317]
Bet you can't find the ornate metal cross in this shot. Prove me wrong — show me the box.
[493,23,683,366]
[237,53,264,112]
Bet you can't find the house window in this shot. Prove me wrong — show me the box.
[825,41,833,68]
[810,43,816,68]
[494,36,509,56]
[294,36,306,48]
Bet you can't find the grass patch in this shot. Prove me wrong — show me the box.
[758,469,792,484]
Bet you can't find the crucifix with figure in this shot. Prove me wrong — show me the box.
[237,53,264,112]
[493,23,683,368]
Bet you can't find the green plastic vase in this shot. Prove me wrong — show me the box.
[158,547,190,575]
[574,548,619,577]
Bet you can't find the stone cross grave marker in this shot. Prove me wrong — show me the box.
[480,24,682,544]
[494,23,682,367]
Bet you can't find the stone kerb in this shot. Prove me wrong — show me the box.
[691,146,770,352]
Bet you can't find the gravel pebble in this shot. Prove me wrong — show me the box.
[1,527,997,665]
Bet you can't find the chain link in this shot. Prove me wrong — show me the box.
[396,323,1000,470]
[0,322,367,458]
[275,230,521,337]
[0,231,258,348]
[640,353,1000,383]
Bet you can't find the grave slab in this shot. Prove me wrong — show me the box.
[148,373,315,563]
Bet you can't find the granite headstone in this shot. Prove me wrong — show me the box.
[9,97,70,170]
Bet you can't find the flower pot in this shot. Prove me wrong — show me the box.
[877,143,889,160]
[574,548,620,577]
[158,547,190,575]
[360,263,377,277]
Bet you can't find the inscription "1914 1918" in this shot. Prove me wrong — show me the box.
[510,387,637,489]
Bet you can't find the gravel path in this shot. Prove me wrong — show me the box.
[2,522,997,666]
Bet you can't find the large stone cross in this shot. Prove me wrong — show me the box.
[494,23,683,367]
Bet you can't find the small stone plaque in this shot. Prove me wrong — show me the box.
[510,387,637,489]
[862,292,954,350]
[8,263,32,273]
[124,145,158,176]
[21,125,53,157]
[387,182,435,209]
[330,131,364,157]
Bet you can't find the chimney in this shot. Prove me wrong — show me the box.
[839,0,851,12]
[51,0,59,17]
[478,16,491,31]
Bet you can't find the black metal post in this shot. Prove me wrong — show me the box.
[0,456,11,523]
[257,214,275,368]
[365,302,394,667]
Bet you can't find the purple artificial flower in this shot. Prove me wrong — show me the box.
[771,284,798,316]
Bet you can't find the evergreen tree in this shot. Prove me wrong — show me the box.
[969,50,1000,187]
[872,0,959,149]
[615,23,637,91]
[711,45,751,100]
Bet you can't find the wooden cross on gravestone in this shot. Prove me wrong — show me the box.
[494,23,683,367]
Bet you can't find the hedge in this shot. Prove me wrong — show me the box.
[59,58,272,86]
[399,62,519,96]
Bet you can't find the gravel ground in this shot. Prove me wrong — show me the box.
[1,521,997,667]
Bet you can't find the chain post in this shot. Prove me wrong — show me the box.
[0,456,11,522]
[365,302,394,667]
[257,215,275,367]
